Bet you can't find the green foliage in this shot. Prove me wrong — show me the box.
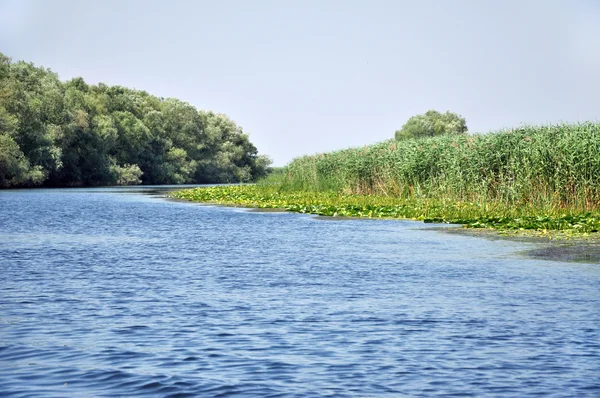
[110,162,143,185]
[0,52,271,187]
[275,123,600,213]
[0,133,30,186]
[171,185,600,235]
[170,117,600,235]
[395,110,467,141]
[0,133,45,187]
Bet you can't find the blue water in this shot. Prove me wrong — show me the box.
[1,187,599,397]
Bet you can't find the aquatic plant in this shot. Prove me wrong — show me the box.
[171,185,600,234]
[172,123,600,235]
[278,123,600,211]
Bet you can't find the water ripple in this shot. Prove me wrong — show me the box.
[0,188,599,396]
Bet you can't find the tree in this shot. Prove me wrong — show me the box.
[395,110,468,141]
[0,51,272,187]
[0,133,45,187]
[110,162,143,185]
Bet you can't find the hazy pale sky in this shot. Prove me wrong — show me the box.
[1,0,599,165]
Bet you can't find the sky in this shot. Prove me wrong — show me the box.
[1,0,599,165]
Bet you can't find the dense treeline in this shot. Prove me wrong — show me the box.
[279,123,600,210]
[0,52,270,187]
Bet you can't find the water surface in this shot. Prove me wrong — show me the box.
[1,187,599,397]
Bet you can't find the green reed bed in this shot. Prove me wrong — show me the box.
[283,123,600,208]
[172,123,600,235]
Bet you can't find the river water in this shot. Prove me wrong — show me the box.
[1,187,599,397]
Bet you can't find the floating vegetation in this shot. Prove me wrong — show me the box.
[171,185,600,235]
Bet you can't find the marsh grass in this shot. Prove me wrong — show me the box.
[279,123,600,210]
[172,123,600,234]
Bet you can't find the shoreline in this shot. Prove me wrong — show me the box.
[168,186,600,263]
[169,186,600,237]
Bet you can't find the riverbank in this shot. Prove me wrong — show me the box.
[171,122,600,240]
[170,185,600,238]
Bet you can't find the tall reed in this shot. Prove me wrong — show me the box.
[275,123,600,212]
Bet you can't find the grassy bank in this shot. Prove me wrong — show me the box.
[172,123,600,236]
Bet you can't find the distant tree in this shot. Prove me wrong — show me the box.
[0,53,10,80]
[0,51,272,187]
[163,147,196,184]
[251,154,272,180]
[0,133,29,186]
[395,110,468,141]
[0,133,45,187]
[110,162,143,185]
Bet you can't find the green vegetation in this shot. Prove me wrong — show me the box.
[171,185,600,235]
[173,122,600,235]
[395,110,467,141]
[0,52,271,187]
[281,123,600,209]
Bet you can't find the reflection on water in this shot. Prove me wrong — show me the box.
[0,187,599,397]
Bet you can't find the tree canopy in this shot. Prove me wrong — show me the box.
[0,52,271,187]
[394,110,468,141]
